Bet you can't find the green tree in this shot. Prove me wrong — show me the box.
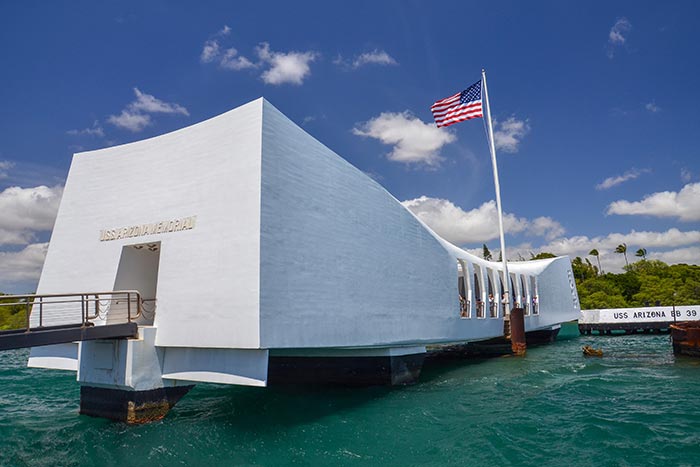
[575,260,699,309]
[626,259,668,275]
[530,252,556,260]
[607,271,641,303]
[482,244,492,261]
[635,248,647,260]
[572,256,597,282]
[588,249,602,274]
[0,294,28,331]
[577,276,628,309]
[615,243,628,267]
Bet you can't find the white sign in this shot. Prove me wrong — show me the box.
[99,216,197,242]
[580,305,700,324]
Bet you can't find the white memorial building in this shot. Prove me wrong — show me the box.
[27,98,580,421]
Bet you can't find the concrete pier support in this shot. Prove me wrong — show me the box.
[267,346,426,386]
[80,385,194,423]
[77,327,192,423]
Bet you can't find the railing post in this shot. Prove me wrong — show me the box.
[25,298,31,333]
[82,294,88,326]
[127,292,132,323]
[39,296,43,328]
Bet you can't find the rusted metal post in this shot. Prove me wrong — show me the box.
[510,307,526,356]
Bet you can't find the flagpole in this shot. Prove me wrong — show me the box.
[481,68,511,314]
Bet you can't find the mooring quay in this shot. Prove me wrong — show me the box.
[579,305,700,335]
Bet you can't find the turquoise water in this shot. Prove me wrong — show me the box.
[2,323,700,466]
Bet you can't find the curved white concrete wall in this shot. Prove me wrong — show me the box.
[259,102,467,348]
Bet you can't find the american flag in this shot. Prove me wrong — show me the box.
[431,80,483,128]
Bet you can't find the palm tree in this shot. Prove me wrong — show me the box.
[588,249,602,274]
[615,243,628,267]
[635,248,647,260]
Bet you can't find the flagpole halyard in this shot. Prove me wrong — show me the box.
[481,68,511,315]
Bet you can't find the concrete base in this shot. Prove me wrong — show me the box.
[267,353,426,386]
[525,326,561,345]
[427,326,562,360]
[79,385,194,423]
[579,321,672,335]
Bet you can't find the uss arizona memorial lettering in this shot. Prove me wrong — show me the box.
[612,309,699,320]
[613,310,667,319]
[99,215,197,241]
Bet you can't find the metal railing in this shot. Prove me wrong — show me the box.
[0,290,144,332]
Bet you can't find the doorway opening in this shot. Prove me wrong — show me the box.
[109,242,161,325]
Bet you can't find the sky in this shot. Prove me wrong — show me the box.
[1,1,699,293]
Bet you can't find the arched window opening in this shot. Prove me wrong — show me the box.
[531,276,539,314]
[522,275,530,315]
[474,264,485,318]
[457,260,471,319]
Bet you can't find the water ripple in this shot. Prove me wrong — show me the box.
[2,324,700,466]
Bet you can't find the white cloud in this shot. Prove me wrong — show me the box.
[0,243,49,290]
[400,194,699,273]
[609,18,631,44]
[607,17,631,58]
[529,216,566,240]
[256,42,318,85]
[493,117,530,153]
[220,48,256,70]
[353,112,456,166]
[607,182,700,221]
[645,101,660,113]
[0,185,63,246]
[334,49,398,69]
[66,120,105,138]
[201,25,231,63]
[107,110,152,132]
[199,29,316,85]
[202,42,255,70]
[652,246,700,266]
[681,168,692,183]
[401,196,564,244]
[596,168,649,190]
[201,39,221,63]
[128,88,189,116]
[200,26,256,71]
[353,50,397,68]
[107,88,188,132]
[521,228,700,273]
[0,160,15,180]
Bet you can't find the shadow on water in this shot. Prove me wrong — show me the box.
[7,321,700,467]
[170,381,395,429]
[168,321,587,430]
